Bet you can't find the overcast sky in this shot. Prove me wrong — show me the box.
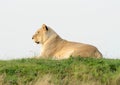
[0,0,120,60]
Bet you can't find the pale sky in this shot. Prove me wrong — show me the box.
[0,0,120,60]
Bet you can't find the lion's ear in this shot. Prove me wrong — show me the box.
[42,24,48,31]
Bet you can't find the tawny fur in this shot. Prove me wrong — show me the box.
[32,24,102,59]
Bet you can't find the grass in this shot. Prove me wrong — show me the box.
[0,57,120,85]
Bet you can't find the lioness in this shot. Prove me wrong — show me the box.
[32,24,102,59]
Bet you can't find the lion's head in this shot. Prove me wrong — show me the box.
[32,24,57,44]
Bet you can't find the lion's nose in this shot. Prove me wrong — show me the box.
[32,36,34,39]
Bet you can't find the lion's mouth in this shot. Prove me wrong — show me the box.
[35,41,40,44]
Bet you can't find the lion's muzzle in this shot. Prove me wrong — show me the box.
[32,35,40,44]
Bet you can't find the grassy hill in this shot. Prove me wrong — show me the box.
[0,57,120,85]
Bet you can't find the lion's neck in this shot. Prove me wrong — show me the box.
[43,35,62,46]
[40,35,63,57]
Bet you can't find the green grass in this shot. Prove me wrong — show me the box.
[0,57,120,85]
